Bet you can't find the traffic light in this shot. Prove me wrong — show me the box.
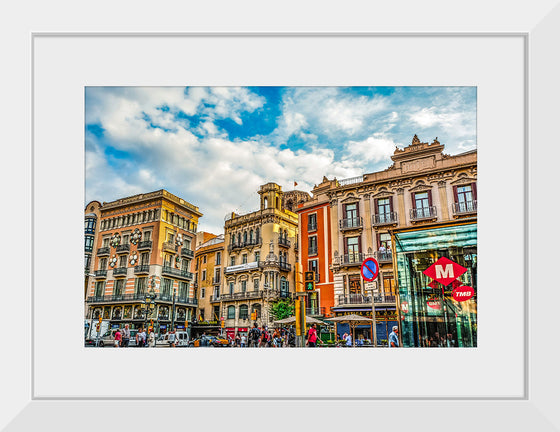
[251,312,256,321]
[304,271,315,291]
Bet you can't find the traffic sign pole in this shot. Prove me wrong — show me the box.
[360,258,379,347]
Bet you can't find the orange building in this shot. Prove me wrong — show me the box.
[296,177,335,318]
[85,189,202,338]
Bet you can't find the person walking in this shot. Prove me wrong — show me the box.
[235,333,241,347]
[122,324,131,347]
[114,328,122,347]
[345,332,352,347]
[249,323,261,347]
[389,326,400,347]
[148,329,156,347]
[169,328,178,347]
[306,323,320,347]
[240,333,247,348]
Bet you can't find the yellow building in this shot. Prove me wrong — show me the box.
[221,183,304,339]
[85,189,202,337]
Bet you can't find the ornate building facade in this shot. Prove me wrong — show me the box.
[85,190,202,337]
[306,135,477,346]
[220,183,308,339]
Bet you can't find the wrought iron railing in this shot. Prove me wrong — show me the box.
[410,206,437,220]
[113,267,128,276]
[452,200,477,214]
[116,244,130,253]
[374,251,393,263]
[335,253,364,266]
[134,264,150,274]
[137,240,153,250]
[279,262,292,272]
[372,212,398,226]
[162,266,193,280]
[181,248,194,259]
[97,247,110,256]
[278,237,291,248]
[94,270,107,278]
[339,217,363,230]
[220,290,263,301]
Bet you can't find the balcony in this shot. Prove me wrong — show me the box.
[374,251,393,264]
[220,290,263,301]
[94,270,107,278]
[181,248,194,259]
[212,276,221,285]
[335,253,364,266]
[227,237,263,253]
[97,247,110,256]
[116,244,130,253]
[137,240,153,250]
[162,242,177,253]
[279,262,292,272]
[339,217,363,231]
[308,246,318,256]
[453,200,477,215]
[306,307,326,316]
[372,212,399,226]
[336,294,396,305]
[410,206,437,221]
[113,267,128,277]
[162,266,193,280]
[278,237,291,248]
[176,296,198,306]
[86,293,147,303]
[134,264,150,275]
[210,295,221,303]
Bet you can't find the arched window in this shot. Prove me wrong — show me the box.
[239,304,249,319]
[237,233,241,245]
[251,303,262,319]
[249,230,254,243]
[227,305,236,319]
[280,277,289,298]
[243,231,248,244]
[255,228,260,243]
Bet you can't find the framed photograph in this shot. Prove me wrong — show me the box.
[4,1,559,430]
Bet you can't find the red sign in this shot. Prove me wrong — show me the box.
[360,258,379,281]
[452,279,463,289]
[452,285,475,302]
[427,298,442,310]
[401,301,409,314]
[423,257,467,286]
[428,280,438,289]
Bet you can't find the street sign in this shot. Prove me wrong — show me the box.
[360,257,379,281]
[401,301,409,313]
[423,257,467,286]
[427,298,442,310]
[452,285,475,302]
[364,281,376,292]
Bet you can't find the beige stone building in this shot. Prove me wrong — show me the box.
[308,135,477,344]
[220,183,307,339]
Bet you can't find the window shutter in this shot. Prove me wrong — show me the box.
[427,190,433,207]
[358,237,362,254]
[389,196,394,213]
[471,182,477,201]
[411,192,416,209]
[344,237,348,255]
[453,185,459,203]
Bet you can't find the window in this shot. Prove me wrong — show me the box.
[94,281,105,297]
[216,252,221,265]
[308,259,318,278]
[243,231,248,244]
[344,237,361,262]
[344,203,359,222]
[196,258,199,271]
[203,255,207,264]
[227,305,236,319]
[308,213,317,231]
[412,191,433,218]
[123,234,130,244]
[383,276,396,297]
[102,237,109,247]
[85,235,94,252]
[167,232,174,243]
[254,279,259,291]
[85,217,96,234]
[308,236,318,255]
[453,183,477,212]
[135,277,147,296]
[213,287,219,299]
[249,230,254,243]
[214,268,220,284]
[241,280,247,292]
[99,258,107,269]
[185,238,191,250]
[85,254,91,271]
[201,287,205,298]
[202,270,206,281]
[141,252,149,265]
[239,304,249,319]
[161,278,172,298]
[242,254,248,264]
[113,279,124,297]
[280,277,289,298]
[230,256,235,266]
[255,228,260,241]
[229,282,234,295]
[255,252,260,262]
[376,197,394,223]
[379,233,391,250]
[143,231,151,241]
[178,281,189,298]
[118,255,127,267]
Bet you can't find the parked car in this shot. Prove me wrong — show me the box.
[188,335,211,347]
[208,335,229,347]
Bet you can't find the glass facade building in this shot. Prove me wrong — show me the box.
[394,223,477,347]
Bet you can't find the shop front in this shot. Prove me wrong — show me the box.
[330,309,398,345]
[394,223,477,348]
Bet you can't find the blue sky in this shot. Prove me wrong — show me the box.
[85,86,476,234]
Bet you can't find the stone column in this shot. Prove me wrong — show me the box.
[438,181,449,220]
[397,188,406,226]
[362,194,373,255]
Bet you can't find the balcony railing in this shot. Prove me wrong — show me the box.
[339,217,363,230]
[137,240,153,250]
[220,290,263,301]
[210,295,221,303]
[177,296,198,306]
[374,251,393,263]
[134,264,150,275]
[410,206,437,221]
[279,262,292,272]
[372,212,398,226]
[212,276,221,285]
[86,293,147,303]
[94,270,107,278]
[97,247,110,256]
[162,266,194,280]
[453,200,477,215]
[337,294,397,305]
[278,237,291,248]
[113,267,128,276]
[224,261,262,274]
[181,248,194,259]
[116,244,130,253]
[308,246,318,256]
[162,242,177,253]
[227,237,263,252]
[335,253,364,266]
[306,307,326,316]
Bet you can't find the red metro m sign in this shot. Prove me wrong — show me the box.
[423,256,467,286]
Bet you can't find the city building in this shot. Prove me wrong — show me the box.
[220,183,309,339]
[192,232,225,338]
[296,177,335,319]
[84,189,202,338]
[84,200,102,337]
[309,135,477,346]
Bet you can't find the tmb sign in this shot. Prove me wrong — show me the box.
[452,285,475,302]
[423,256,467,286]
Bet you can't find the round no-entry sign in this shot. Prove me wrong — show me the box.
[361,257,379,281]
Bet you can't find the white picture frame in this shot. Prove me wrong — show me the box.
[3,1,559,430]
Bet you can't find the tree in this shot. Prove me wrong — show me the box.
[269,299,295,321]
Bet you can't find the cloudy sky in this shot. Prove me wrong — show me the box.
[85,86,476,234]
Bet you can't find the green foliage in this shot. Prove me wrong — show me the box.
[269,299,295,321]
